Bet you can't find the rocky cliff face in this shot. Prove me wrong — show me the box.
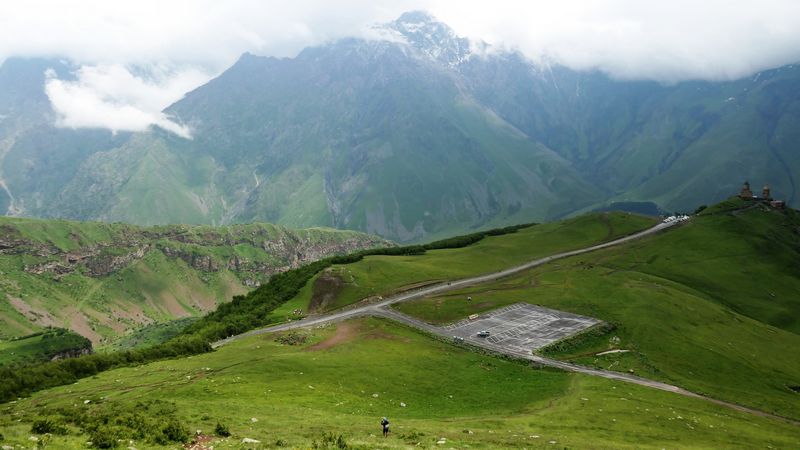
[49,345,93,361]
[5,221,388,282]
[0,218,390,343]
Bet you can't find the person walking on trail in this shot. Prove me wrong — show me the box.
[381,417,390,437]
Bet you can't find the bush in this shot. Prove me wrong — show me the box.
[31,418,67,435]
[90,426,120,449]
[313,432,348,449]
[214,422,231,437]
[275,332,308,346]
[158,419,190,444]
[44,400,192,448]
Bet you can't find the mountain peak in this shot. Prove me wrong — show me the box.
[383,11,473,66]
[396,10,437,25]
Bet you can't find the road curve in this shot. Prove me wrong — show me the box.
[210,220,798,425]
[213,220,678,347]
[375,308,798,425]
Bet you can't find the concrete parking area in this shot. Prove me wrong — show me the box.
[444,303,600,353]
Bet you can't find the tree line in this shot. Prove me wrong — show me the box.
[0,222,535,402]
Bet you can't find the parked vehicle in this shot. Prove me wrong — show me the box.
[477,330,490,337]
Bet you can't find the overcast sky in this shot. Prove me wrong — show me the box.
[2,0,800,137]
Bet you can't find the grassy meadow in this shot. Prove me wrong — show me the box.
[1,318,797,449]
[395,205,800,419]
[294,212,657,313]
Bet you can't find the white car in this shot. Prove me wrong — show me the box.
[477,330,491,337]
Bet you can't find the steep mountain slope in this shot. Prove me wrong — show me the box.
[56,38,599,240]
[0,58,127,217]
[463,56,800,210]
[0,217,387,344]
[1,12,798,241]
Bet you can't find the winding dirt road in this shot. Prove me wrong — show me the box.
[212,219,799,425]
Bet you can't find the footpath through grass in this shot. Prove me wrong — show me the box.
[396,206,800,420]
[299,212,656,313]
[1,318,797,449]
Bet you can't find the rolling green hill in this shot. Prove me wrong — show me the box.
[1,318,797,449]
[396,201,800,419]
[0,217,388,345]
[0,328,91,367]
[1,202,799,449]
[292,211,656,314]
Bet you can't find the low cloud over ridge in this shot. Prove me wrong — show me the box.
[44,64,207,138]
[3,1,800,135]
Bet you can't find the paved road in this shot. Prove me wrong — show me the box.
[210,220,799,425]
[375,308,797,424]
[213,220,678,347]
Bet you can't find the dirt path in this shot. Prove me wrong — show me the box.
[307,321,359,351]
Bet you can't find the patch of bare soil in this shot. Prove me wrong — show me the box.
[306,321,360,351]
[184,434,215,450]
[7,295,59,327]
[176,282,216,311]
[308,269,345,313]
[159,291,191,317]
[68,308,102,344]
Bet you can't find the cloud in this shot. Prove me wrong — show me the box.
[429,0,800,82]
[1,1,798,82]
[3,1,800,135]
[44,64,209,138]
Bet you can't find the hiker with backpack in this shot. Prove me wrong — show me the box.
[381,417,390,437]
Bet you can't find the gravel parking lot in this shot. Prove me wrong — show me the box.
[445,303,600,353]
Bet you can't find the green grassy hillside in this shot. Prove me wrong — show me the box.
[396,203,800,419]
[292,212,656,314]
[1,318,797,449]
[0,328,91,367]
[0,217,388,345]
[1,203,799,448]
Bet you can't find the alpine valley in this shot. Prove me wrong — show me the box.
[1,11,797,242]
[2,9,800,449]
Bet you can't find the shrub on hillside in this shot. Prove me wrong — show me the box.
[312,432,349,449]
[214,422,231,437]
[89,426,120,449]
[31,418,67,435]
[157,419,190,444]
